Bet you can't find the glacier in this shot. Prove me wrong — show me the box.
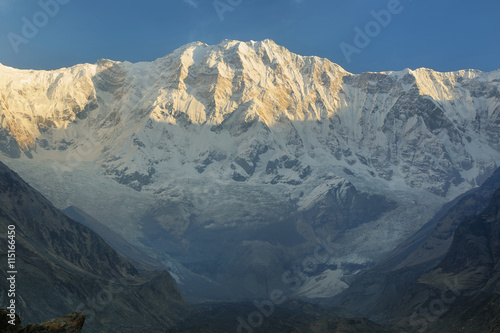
[1,39,499,300]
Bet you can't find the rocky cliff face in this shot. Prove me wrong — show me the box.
[392,184,500,332]
[333,167,500,321]
[336,170,500,332]
[1,40,499,194]
[436,186,500,294]
[1,310,85,333]
[0,161,185,332]
[1,39,499,300]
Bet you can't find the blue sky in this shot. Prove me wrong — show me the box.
[0,0,498,73]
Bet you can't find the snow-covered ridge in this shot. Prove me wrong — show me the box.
[0,39,499,196]
[1,39,499,301]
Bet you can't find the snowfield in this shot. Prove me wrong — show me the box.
[1,39,499,300]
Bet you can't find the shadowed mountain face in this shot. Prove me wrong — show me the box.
[61,205,164,271]
[168,300,398,333]
[0,39,499,331]
[0,161,186,332]
[333,168,500,321]
[391,185,500,332]
[414,187,500,333]
[0,160,403,332]
[1,39,499,300]
[1,40,499,196]
[2,156,499,332]
[331,169,500,332]
[437,187,500,294]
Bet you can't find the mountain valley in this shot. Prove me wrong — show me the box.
[1,39,500,332]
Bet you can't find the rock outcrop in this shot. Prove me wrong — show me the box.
[1,310,85,333]
[1,39,499,300]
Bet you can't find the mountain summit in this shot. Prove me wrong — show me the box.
[1,40,498,194]
[1,39,499,300]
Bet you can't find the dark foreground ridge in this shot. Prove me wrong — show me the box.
[0,161,185,332]
[0,309,85,333]
[168,300,398,333]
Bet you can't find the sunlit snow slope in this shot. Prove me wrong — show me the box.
[1,39,499,300]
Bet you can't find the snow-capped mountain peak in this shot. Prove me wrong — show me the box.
[1,40,499,193]
[1,39,499,300]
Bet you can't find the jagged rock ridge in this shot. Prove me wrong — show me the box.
[0,161,185,332]
[0,39,499,300]
[0,40,499,194]
[0,309,85,333]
